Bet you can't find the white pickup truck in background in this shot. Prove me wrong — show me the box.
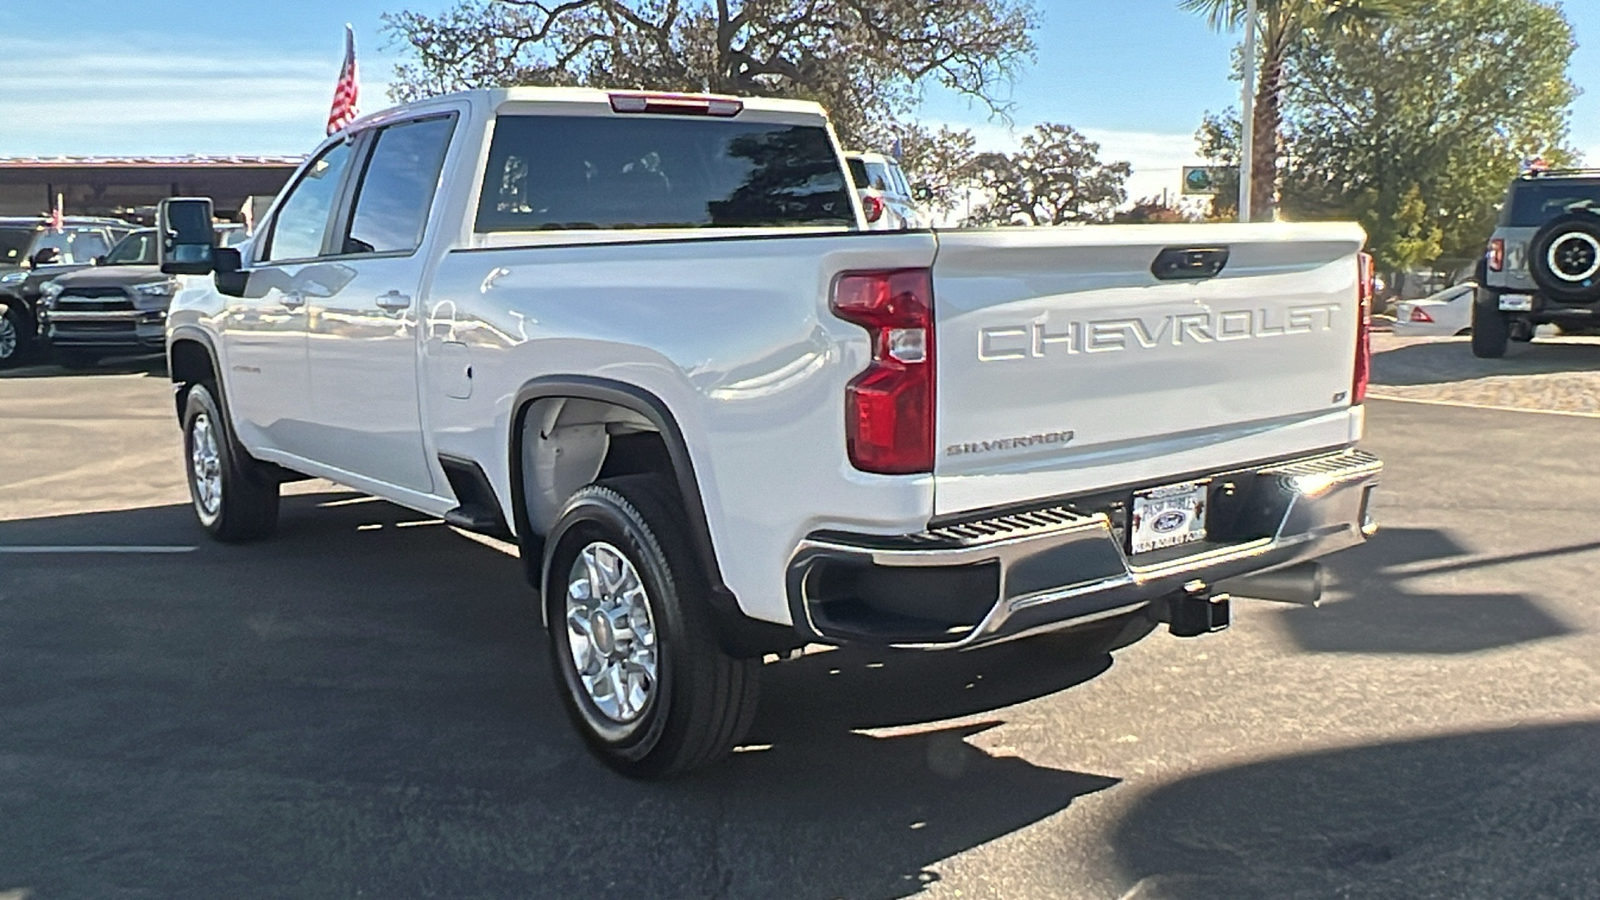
[159,87,1381,777]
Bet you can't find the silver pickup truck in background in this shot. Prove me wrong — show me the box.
[159,87,1381,777]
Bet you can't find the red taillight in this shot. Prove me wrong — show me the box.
[1409,307,1434,323]
[608,92,743,117]
[831,269,935,474]
[1487,239,1505,272]
[1354,252,1374,404]
[861,194,885,224]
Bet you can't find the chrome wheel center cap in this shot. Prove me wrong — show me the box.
[590,610,616,656]
[564,541,660,726]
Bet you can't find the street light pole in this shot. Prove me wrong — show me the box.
[1239,0,1258,223]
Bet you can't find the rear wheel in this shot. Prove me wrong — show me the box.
[182,383,279,542]
[1471,298,1510,358]
[543,474,759,778]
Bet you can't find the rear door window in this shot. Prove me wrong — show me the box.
[477,114,854,231]
[265,141,354,262]
[343,115,456,255]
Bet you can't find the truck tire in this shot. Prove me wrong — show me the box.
[0,305,30,368]
[543,474,759,778]
[1471,296,1510,358]
[181,382,279,542]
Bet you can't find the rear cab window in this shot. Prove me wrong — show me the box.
[476,113,856,232]
[1500,180,1600,227]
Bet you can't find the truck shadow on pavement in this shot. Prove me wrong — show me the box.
[0,354,165,379]
[1108,720,1600,899]
[0,493,1120,900]
[1272,526,1575,655]
[1371,337,1600,388]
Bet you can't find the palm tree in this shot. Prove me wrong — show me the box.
[1181,0,1406,221]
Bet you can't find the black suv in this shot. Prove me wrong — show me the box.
[1474,169,1600,357]
[0,216,136,366]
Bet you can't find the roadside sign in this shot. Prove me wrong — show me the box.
[1182,166,1233,196]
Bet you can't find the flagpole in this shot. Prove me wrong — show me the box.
[1239,0,1257,224]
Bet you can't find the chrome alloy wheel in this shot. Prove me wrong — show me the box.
[189,411,223,520]
[565,541,659,725]
[0,314,16,361]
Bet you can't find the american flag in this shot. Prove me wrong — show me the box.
[326,24,360,135]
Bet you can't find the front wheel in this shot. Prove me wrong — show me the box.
[0,306,30,368]
[543,474,759,778]
[182,383,279,542]
[1471,299,1510,358]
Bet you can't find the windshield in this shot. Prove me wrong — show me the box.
[104,230,158,266]
[1501,181,1600,227]
[29,227,111,265]
[477,114,855,231]
[0,227,36,265]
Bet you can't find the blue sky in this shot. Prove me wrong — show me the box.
[1,0,1597,201]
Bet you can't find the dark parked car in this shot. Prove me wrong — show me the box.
[0,216,136,366]
[40,226,251,368]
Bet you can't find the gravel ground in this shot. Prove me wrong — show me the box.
[1370,331,1600,415]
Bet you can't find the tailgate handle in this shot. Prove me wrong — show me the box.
[1152,246,1230,281]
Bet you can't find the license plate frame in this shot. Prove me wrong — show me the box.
[1130,480,1210,555]
[1499,293,1534,312]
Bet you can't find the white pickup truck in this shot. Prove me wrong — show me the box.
[160,87,1381,777]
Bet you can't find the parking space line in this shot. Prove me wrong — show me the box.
[0,545,198,554]
[1367,393,1600,419]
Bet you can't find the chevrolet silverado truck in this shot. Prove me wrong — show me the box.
[160,87,1382,778]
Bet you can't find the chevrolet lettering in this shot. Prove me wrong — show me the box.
[159,87,1381,778]
[977,302,1344,362]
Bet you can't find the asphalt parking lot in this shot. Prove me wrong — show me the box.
[2,343,1599,900]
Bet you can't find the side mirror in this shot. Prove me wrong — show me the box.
[29,248,61,268]
[93,255,106,266]
[159,197,216,275]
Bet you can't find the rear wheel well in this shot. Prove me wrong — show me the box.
[517,396,676,539]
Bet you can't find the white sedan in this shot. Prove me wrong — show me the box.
[1392,283,1476,336]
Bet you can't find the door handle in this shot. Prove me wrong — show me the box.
[282,291,305,309]
[375,290,412,311]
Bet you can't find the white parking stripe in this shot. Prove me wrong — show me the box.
[0,545,198,554]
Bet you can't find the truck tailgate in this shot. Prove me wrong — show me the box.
[931,222,1367,517]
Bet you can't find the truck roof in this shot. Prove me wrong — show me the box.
[343,86,832,135]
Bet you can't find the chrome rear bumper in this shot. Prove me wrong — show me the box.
[787,448,1382,650]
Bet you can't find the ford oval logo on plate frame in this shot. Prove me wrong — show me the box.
[1152,510,1188,533]
[1131,480,1210,555]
